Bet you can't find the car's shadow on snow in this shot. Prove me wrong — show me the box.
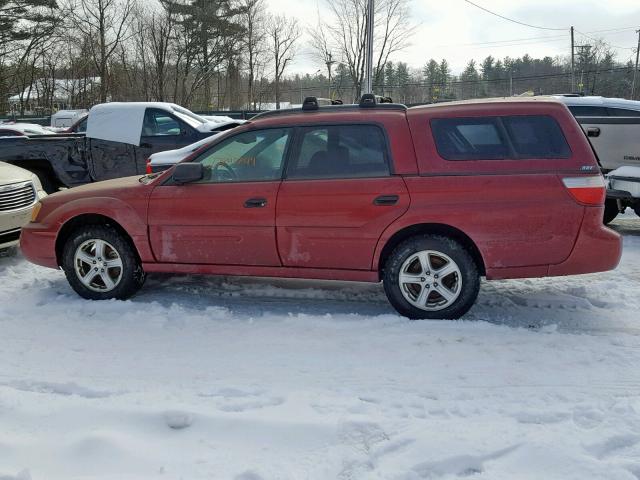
[136,273,397,318]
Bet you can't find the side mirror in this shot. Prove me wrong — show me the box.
[172,162,203,184]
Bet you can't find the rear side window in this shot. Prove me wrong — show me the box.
[431,115,570,161]
[287,124,390,179]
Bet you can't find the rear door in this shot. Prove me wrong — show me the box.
[276,124,409,270]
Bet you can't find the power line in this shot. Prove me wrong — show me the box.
[437,27,639,50]
[462,0,566,31]
[575,29,636,50]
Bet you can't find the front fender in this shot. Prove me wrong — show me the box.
[46,196,154,263]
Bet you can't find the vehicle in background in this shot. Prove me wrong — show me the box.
[147,134,224,173]
[554,95,640,223]
[50,109,89,128]
[0,122,53,137]
[0,102,241,194]
[0,162,47,253]
[21,95,621,320]
[147,117,246,173]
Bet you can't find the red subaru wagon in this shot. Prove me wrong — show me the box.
[21,95,622,319]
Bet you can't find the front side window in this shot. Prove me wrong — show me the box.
[432,115,571,161]
[287,124,389,179]
[194,128,290,183]
[142,109,183,137]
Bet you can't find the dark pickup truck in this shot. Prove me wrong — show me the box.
[0,102,243,192]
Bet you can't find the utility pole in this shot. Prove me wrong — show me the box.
[632,29,640,100]
[364,0,374,95]
[326,52,335,99]
[576,44,592,94]
[570,26,575,93]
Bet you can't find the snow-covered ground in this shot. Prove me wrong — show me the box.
[1,213,640,480]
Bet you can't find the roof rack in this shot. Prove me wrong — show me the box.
[252,95,406,120]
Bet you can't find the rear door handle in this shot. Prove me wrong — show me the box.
[587,127,601,137]
[373,194,399,206]
[244,197,268,208]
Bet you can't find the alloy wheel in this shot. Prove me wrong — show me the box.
[73,239,123,292]
[398,250,462,311]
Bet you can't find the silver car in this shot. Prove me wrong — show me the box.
[0,162,47,251]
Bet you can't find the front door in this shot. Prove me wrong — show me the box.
[135,108,199,174]
[148,127,292,265]
[276,124,409,270]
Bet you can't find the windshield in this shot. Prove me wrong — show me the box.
[171,106,207,128]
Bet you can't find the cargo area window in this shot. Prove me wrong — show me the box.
[287,124,390,179]
[431,115,571,161]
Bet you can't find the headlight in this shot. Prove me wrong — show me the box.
[30,173,47,199]
[30,202,42,222]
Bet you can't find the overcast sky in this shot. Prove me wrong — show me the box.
[266,0,640,75]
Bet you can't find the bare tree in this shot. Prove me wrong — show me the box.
[317,0,414,99]
[268,13,300,109]
[309,21,335,98]
[241,0,267,109]
[66,0,134,102]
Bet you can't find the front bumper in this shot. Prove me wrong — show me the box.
[20,222,58,268]
[0,205,34,249]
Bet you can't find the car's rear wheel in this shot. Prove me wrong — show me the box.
[62,225,145,300]
[383,235,480,320]
[603,199,619,225]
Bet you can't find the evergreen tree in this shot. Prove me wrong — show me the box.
[160,0,245,108]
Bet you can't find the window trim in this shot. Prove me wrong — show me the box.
[430,114,572,162]
[283,122,394,181]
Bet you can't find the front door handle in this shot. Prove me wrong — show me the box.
[140,142,153,148]
[373,194,399,206]
[244,197,267,208]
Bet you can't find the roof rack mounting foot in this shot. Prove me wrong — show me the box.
[302,97,319,111]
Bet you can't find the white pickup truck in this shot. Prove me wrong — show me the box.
[554,95,640,223]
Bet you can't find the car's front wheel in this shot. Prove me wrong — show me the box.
[62,225,145,300]
[383,235,480,320]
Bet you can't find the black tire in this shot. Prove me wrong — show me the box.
[382,235,480,320]
[603,199,619,225]
[62,225,145,300]
[31,168,58,194]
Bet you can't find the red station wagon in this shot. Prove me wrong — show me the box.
[20,95,622,319]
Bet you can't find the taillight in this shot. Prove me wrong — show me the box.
[145,158,152,174]
[562,176,606,205]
